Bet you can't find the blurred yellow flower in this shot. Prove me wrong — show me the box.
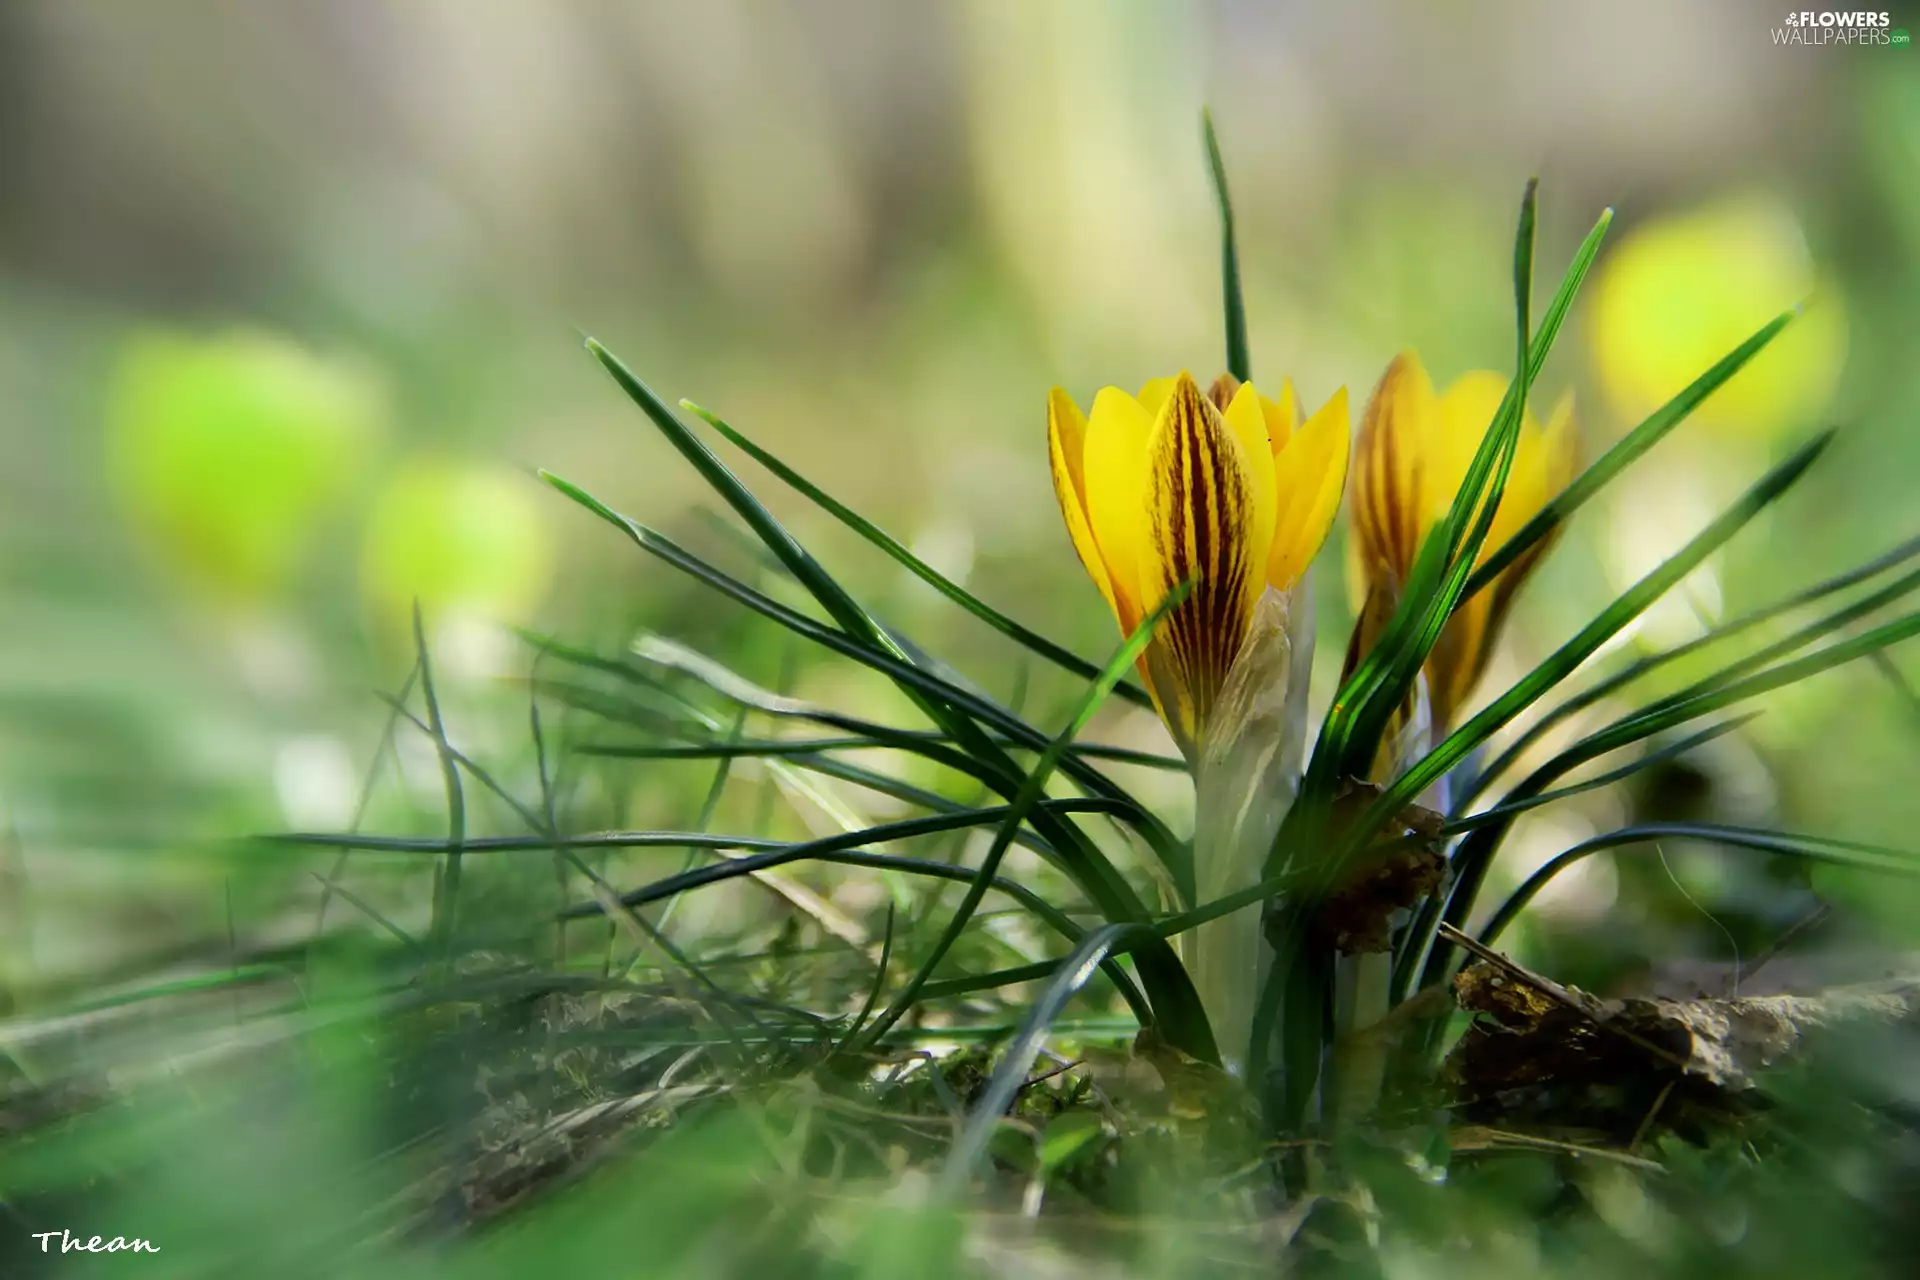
[1591,194,1846,441]
[360,460,555,639]
[1349,353,1578,733]
[1048,370,1349,761]
[106,330,384,601]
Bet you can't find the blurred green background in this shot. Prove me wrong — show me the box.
[4,2,1920,1274]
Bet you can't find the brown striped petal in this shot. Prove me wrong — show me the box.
[1137,371,1266,759]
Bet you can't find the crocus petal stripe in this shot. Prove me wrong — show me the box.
[1353,352,1433,590]
[1346,350,1579,735]
[1140,373,1265,751]
[1047,368,1350,761]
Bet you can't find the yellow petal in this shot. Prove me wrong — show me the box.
[1428,381,1578,728]
[1427,370,1518,533]
[1428,593,1491,731]
[1352,352,1434,588]
[1268,386,1350,592]
[1082,385,1156,632]
[1490,435,1549,559]
[1047,387,1118,619]
[1222,381,1279,581]
[1339,583,1436,779]
[1262,377,1301,454]
[1137,377,1178,420]
[1137,372,1264,755]
[1543,390,1581,492]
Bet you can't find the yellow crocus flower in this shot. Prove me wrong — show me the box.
[1350,352,1579,734]
[1047,370,1350,762]
[1050,367,1350,1067]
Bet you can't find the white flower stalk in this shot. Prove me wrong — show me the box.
[1190,583,1315,1071]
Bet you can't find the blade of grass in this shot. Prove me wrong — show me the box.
[856,585,1217,1062]
[680,398,1155,712]
[530,668,573,962]
[1387,713,1758,1002]
[1581,571,1920,762]
[588,338,905,664]
[1418,601,1920,993]
[412,603,466,962]
[1307,184,1550,799]
[577,736,1185,771]
[269,799,1115,857]
[308,872,422,953]
[1307,197,1610,797]
[538,478,1191,898]
[603,636,1166,877]
[1202,107,1249,383]
[1545,607,1920,785]
[1478,822,1920,949]
[1355,179,1538,755]
[1464,311,1796,596]
[312,661,419,941]
[1257,181,1552,1130]
[1441,714,1760,835]
[938,921,1163,1196]
[829,904,898,1059]
[1465,535,1920,806]
[654,706,748,936]
[1376,429,1835,829]
[585,339,1060,818]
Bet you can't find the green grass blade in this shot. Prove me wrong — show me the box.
[1464,310,1795,596]
[292,791,1145,1019]
[585,340,1071,849]
[938,920,1173,1196]
[577,735,1185,771]
[680,398,1156,712]
[857,584,1216,1062]
[916,855,1326,1003]
[538,475,1075,768]
[411,603,466,961]
[756,751,1069,869]
[312,661,419,941]
[587,339,898,659]
[1523,205,1613,388]
[1464,534,1920,806]
[616,629,1188,885]
[1310,181,1557,793]
[538,472,1190,897]
[1201,108,1249,383]
[830,904,897,1058]
[1593,571,1920,749]
[1315,201,1612,776]
[1441,714,1760,835]
[1548,607,1920,779]
[1417,594,1916,995]
[375,691,551,833]
[1478,822,1920,949]
[538,473,971,725]
[265,798,1121,861]
[1375,428,1835,825]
